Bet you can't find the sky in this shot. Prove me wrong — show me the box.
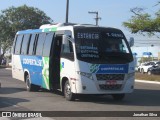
[0,0,160,45]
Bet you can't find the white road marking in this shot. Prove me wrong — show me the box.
[135,79,160,84]
[2,101,19,108]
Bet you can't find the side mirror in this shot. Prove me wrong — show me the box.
[129,37,134,47]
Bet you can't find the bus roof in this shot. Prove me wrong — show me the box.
[16,23,121,35]
[17,29,42,34]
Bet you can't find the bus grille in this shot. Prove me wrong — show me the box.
[96,74,125,81]
[99,84,122,90]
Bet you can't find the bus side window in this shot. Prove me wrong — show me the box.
[13,35,18,54]
[61,39,74,61]
[28,34,36,55]
[21,34,31,55]
[61,35,73,53]
[42,32,54,57]
[69,41,73,53]
[14,34,24,55]
[26,35,32,54]
[35,33,46,56]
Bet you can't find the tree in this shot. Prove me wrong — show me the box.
[123,4,160,37]
[0,5,53,65]
[139,57,153,63]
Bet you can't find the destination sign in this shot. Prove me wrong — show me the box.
[77,32,99,40]
[106,32,124,38]
[80,45,99,58]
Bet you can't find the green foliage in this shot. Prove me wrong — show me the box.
[139,57,153,63]
[0,5,53,64]
[123,6,160,36]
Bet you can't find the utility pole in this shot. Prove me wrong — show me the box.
[88,11,101,26]
[0,39,1,56]
[66,0,69,23]
[0,39,1,65]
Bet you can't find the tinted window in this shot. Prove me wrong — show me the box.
[74,28,133,64]
[61,39,74,61]
[62,40,73,53]
[157,62,160,64]
[28,34,36,55]
[36,33,46,56]
[21,34,31,55]
[43,32,54,57]
[13,35,18,54]
[15,35,23,54]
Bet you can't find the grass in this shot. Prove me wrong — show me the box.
[0,65,7,69]
[135,72,160,82]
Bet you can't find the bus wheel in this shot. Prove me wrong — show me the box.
[25,75,39,92]
[112,94,125,101]
[64,80,75,101]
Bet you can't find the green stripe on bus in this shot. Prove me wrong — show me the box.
[43,27,57,32]
[42,57,50,89]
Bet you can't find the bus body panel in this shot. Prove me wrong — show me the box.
[12,55,24,81]
[60,58,77,93]
[20,55,43,86]
[12,55,50,90]
[74,60,135,94]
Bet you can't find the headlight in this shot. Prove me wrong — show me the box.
[77,71,93,80]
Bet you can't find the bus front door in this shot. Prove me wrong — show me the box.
[50,35,62,90]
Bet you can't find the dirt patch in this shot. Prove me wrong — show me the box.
[135,72,160,82]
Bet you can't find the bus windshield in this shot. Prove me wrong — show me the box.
[74,28,133,64]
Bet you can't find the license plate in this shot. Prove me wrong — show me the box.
[106,80,117,85]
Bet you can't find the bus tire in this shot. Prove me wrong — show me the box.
[64,80,75,101]
[112,94,125,101]
[25,74,39,92]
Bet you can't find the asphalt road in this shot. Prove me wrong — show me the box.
[0,68,160,120]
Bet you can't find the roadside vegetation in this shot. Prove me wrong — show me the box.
[0,65,7,69]
[123,1,160,37]
[0,5,53,64]
[135,72,160,82]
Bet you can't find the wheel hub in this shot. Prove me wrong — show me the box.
[65,83,71,96]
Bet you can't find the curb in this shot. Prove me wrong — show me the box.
[135,79,160,84]
[5,68,12,70]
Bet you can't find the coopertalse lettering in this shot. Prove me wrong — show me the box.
[101,67,124,71]
[23,58,42,66]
